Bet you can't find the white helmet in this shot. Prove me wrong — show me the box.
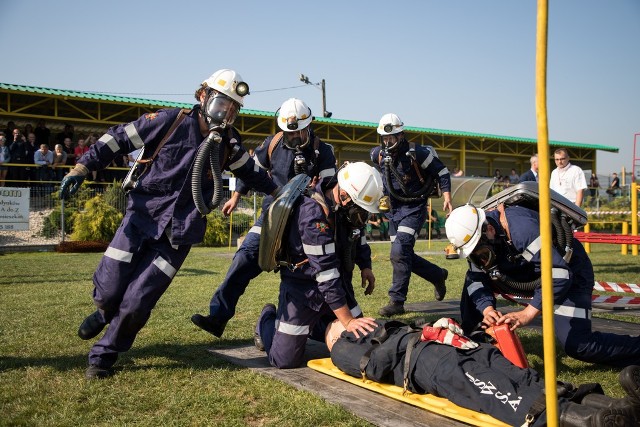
[202,69,249,106]
[337,162,384,213]
[377,113,404,136]
[277,98,313,132]
[445,204,486,258]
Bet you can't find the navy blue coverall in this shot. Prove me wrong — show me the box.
[371,141,451,304]
[257,185,372,368]
[78,107,276,370]
[460,205,640,367]
[205,130,336,331]
[332,320,563,426]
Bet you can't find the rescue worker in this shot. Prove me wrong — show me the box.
[445,204,640,367]
[191,98,339,337]
[60,69,278,379]
[370,113,452,317]
[327,318,640,426]
[255,162,382,368]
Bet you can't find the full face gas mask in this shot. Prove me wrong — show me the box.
[337,194,369,229]
[201,89,241,130]
[283,126,311,150]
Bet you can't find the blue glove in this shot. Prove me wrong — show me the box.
[59,175,85,199]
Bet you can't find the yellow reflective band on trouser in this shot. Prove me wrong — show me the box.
[124,123,144,149]
[153,256,177,278]
[276,320,310,336]
[554,304,592,320]
[105,246,133,263]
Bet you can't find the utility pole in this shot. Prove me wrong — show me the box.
[299,74,332,118]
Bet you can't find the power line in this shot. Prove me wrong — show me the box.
[76,84,310,97]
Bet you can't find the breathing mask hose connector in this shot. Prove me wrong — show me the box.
[560,213,574,262]
[294,150,306,175]
[341,229,360,273]
[192,131,223,216]
[551,208,566,255]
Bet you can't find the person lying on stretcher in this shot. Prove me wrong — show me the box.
[326,318,640,427]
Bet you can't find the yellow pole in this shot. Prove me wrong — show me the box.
[427,198,432,249]
[535,1,559,424]
[632,182,638,256]
[622,222,629,255]
[584,223,591,253]
[228,212,233,251]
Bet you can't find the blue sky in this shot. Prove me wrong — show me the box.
[1,0,638,175]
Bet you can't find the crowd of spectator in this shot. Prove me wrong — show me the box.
[0,121,128,188]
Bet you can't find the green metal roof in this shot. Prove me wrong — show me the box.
[0,82,618,153]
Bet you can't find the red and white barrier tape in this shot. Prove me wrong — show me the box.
[586,211,640,215]
[594,281,640,294]
[591,295,640,305]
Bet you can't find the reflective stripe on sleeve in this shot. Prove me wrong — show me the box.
[554,304,591,320]
[552,268,570,280]
[303,242,336,256]
[276,320,310,336]
[104,246,133,263]
[99,133,121,153]
[153,256,177,278]
[522,236,542,261]
[319,168,336,179]
[390,235,396,242]
[254,157,266,170]
[438,167,450,176]
[249,226,261,235]
[360,236,367,245]
[228,152,250,170]
[351,305,363,318]
[124,124,144,149]
[467,281,484,296]
[420,152,434,169]
[316,268,340,283]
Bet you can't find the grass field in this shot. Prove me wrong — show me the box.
[1,240,639,426]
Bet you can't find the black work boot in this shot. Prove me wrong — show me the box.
[190,314,227,338]
[254,303,276,352]
[85,365,114,380]
[78,311,106,340]
[619,365,640,405]
[379,300,405,317]
[433,268,447,301]
[560,401,638,427]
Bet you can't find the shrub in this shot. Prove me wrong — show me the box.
[202,210,229,247]
[71,194,123,242]
[40,207,76,238]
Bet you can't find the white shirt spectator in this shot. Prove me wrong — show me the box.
[550,162,587,204]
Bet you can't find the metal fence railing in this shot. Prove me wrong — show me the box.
[0,170,259,251]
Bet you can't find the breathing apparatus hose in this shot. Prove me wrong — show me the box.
[192,130,223,215]
[341,229,360,273]
[492,275,540,298]
[490,208,576,297]
[383,155,434,203]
